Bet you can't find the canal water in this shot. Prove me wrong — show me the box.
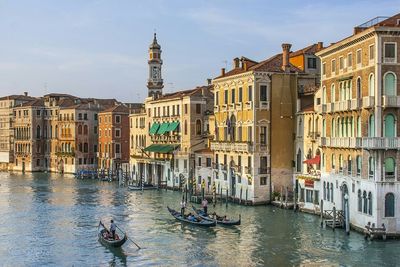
[0,172,398,267]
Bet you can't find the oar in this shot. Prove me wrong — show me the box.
[116,225,141,249]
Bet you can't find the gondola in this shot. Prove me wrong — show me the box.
[167,206,216,227]
[98,221,127,248]
[191,205,241,226]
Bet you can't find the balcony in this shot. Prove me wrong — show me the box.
[318,137,330,147]
[307,132,320,141]
[362,96,375,108]
[384,57,396,64]
[350,98,361,110]
[338,100,350,111]
[362,137,400,149]
[382,95,400,108]
[318,137,362,148]
[115,153,121,159]
[326,103,334,113]
[236,102,242,110]
[258,167,270,174]
[210,141,253,153]
[260,101,270,110]
[214,106,220,113]
[244,101,253,110]
[221,104,227,112]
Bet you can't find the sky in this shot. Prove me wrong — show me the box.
[0,0,399,102]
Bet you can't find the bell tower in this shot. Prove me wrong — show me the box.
[147,33,163,99]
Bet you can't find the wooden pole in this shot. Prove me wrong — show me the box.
[240,187,243,205]
[320,199,324,227]
[245,188,248,206]
[333,206,336,231]
[226,188,228,208]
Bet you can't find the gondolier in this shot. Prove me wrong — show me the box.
[201,198,208,214]
[180,199,186,216]
[110,219,117,239]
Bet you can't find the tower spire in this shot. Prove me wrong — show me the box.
[147,33,163,99]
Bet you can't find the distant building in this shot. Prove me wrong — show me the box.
[0,93,35,170]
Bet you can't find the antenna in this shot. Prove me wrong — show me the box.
[222,60,228,69]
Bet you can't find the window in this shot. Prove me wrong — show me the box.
[347,156,352,175]
[339,154,343,173]
[231,89,235,103]
[84,113,88,120]
[260,126,267,145]
[238,87,243,102]
[248,86,253,101]
[115,129,121,138]
[196,104,201,114]
[306,189,314,203]
[115,143,120,154]
[322,62,326,76]
[330,183,333,202]
[331,154,336,170]
[384,114,395,137]
[94,126,98,134]
[347,53,352,68]
[356,49,362,65]
[384,43,396,62]
[369,45,374,60]
[358,190,362,212]
[356,156,362,176]
[84,143,88,153]
[36,125,41,139]
[206,158,211,167]
[369,73,375,96]
[184,120,187,135]
[115,115,121,123]
[385,193,395,217]
[368,192,372,215]
[198,157,202,167]
[384,157,395,180]
[331,84,335,102]
[94,113,98,121]
[307,57,317,69]
[369,157,375,179]
[224,90,228,104]
[384,72,396,96]
[196,120,202,135]
[260,177,267,186]
[339,56,344,70]
[84,125,88,135]
[260,85,267,101]
[323,182,326,200]
[184,104,188,114]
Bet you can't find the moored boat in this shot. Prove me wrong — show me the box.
[167,206,216,227]
[98,221,127,248]
[191,205,241,226]
[128,184,158,191]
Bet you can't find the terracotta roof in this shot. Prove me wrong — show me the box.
[0,95,36,101]
[290,43,321,57]
[16,99,44,108]
[214,53,303,79]
[100,104,130,114]
[153,85,212,101]
[195,147,213,153]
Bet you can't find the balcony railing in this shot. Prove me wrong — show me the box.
[362,96,375,108]
[362,137,400,149]
[382,95,400,108]
[210,141,253,153]
[350,98,361,110]
[307,132,320,140]
[318,137,362,148]
[259,167,270,174]
[115,153,121,159]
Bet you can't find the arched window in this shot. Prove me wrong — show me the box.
[36,125,41,139]
[331,118,335,137]
[357,77,362,99]
[356,155,362,176]
[357,116,361,137]
[84,143,88,153]
[296,149,302,173]
[349,117,354,137]
[55,125,58,138]
[315,117,319,135]
[369,157,375,179]
[330,183,334,202]
[384,72,396,96]
[347,155,352,175]
[327,182,330,201]
[229,115,236,141]
[316,149,321,171]
[331,154,335,170]
[131,135,134,148]
[385,193,395,217]
[337,117,341,137]
[384,114,396,137]
[358,190,362,212]
[331,84,336,102]
[384,157,395,180]
[363,191,368,214]
[368,192,372,215]
[84,125,88,135]
[339,154,343,173]
[368,114,375,137]
[369,73,375,96]
[78,125,82,135]
[78,143,83,152]
[322,86,326,104]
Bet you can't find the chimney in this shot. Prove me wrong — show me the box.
[23,92,28,96]
[221,68,225,76]
[207,78,212,85]
[281,43,292,72]
[233,58,240,69]
[317,42,323,51]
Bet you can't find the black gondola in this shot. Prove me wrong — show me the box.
[98,221,128,248]
[191,205,241,226]
[167,206,216,227]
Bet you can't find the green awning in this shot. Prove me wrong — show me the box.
[149,123,160,135]
[166,121,180,132]
[143,144,179,153]
[157,122,170,135]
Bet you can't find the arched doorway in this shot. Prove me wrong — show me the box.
[341,183,349,215]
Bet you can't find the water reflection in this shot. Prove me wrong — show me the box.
[0,173,399,266]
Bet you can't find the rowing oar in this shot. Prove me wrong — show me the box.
[116,225,141,249]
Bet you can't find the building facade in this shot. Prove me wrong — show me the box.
[315,14,400,234]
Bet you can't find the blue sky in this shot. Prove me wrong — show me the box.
[0,0,399,102]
